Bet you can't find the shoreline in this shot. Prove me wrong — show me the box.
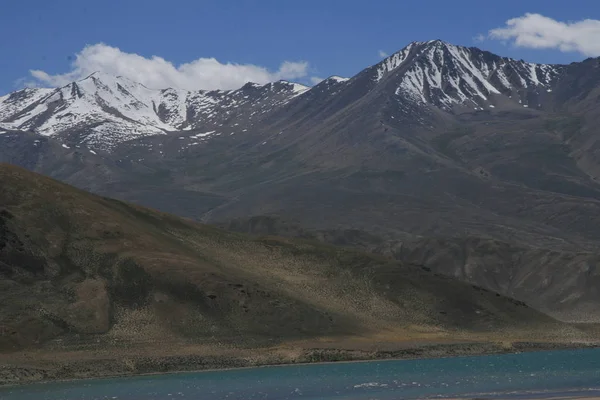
[1,341,598,389]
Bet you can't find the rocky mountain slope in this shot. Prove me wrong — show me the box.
[3,40,600,322]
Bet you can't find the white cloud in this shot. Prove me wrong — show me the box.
[27,43,313,90]
[473,34,486,43]
[489,13,600,56]
[12,77,38,89]
[310,76,324,85]
[378,50,389,58]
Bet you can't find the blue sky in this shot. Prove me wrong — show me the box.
[1,0,599,94]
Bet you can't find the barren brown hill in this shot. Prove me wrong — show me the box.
[0,163,595,384]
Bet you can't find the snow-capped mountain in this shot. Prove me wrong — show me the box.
[0,72,309,149]
[259,40,572,137]
[0,40,586,151]
[372,40,563,110]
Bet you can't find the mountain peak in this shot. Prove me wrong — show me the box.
[78,71,120,83]
[81,71,102,79]
[420,39,451,46]
[374,39,564,110]
[76,71,154,91]
[395,39,456,53]
[241,82,262,90]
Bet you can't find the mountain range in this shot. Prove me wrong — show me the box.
[2,40,600,322]
[0,73,309,149]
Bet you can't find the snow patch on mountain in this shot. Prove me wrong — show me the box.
[0,88,54,121]
[269,81,310,96]
[328,76,349,83]
[190,131,215,139]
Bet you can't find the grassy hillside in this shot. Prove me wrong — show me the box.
[219,216,600,322]
[0,163,593,383]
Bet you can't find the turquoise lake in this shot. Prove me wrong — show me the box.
[2,348,600,399]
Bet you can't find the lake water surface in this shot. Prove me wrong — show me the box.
[2,348,600,400]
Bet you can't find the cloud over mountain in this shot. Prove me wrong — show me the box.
[28,43,312,90]
[489,13,600,57]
